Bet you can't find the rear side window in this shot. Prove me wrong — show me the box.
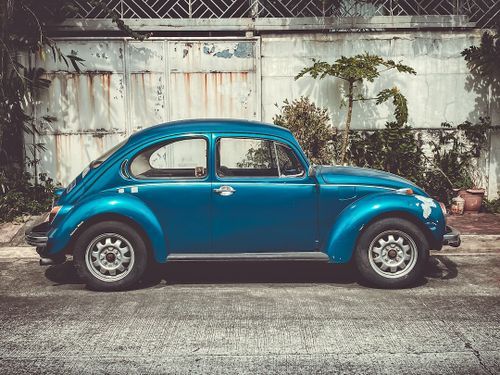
[130,138,207,179]
[216,138,304,178]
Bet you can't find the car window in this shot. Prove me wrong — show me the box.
[130,138,207,179]
[275,143,305,177]
[217,138,278,177]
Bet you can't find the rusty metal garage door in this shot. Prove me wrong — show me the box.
[32,38,260,185]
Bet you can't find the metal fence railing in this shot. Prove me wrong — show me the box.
[71,0,499,28]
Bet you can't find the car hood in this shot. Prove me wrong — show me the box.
[317,165,427,196]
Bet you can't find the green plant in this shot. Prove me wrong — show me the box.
[462,25,500,79]
[273,97,335,165]
[347,121,425,184]
[483,197,500,214]
[422,118,492,203]
[0,1,146,221]
[0,171,55,223]
[295,53,416,163]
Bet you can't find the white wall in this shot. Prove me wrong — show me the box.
[260,30,499,198]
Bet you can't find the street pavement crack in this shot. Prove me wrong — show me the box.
[463,340,493,375]
[419,298,494,375]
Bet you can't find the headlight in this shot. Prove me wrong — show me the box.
[49,206,62,223]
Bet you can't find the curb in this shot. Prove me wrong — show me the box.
[1,235,498,259]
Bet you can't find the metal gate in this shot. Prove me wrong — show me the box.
[32,38,260,185]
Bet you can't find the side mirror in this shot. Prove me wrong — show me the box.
[308,165,316,177]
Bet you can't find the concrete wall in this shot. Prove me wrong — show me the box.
[260,30,499,198]
[32,30,500,198]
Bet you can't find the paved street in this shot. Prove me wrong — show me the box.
[0,246,499,374]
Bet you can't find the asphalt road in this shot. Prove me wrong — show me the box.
[0,250,499,374]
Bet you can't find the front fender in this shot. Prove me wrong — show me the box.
[324,192,446,263]
[46,192,167,262]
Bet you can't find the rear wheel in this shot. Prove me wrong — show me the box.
[354,218,429,288]
[73,221,148,291]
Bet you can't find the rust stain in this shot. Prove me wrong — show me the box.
[72,75,81,131]
[101,73,112,122]
[54,134,62,183]
[184,73,191,108]
[203,73,208,116]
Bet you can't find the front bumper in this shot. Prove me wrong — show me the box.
[25,221,50,247]
[443,225,461,247]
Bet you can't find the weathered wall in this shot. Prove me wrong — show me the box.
[31,38,260,184]
[32,31,499,198]
[260,30,499,198]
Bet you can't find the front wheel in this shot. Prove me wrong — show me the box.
[73,221,148,291]
[354,218,429,288]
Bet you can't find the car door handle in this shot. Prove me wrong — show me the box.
[213,185,236,196]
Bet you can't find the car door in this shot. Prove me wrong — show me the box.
[211,134,318,253]
[128,135,212,253]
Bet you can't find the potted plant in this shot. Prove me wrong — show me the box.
[455,170,486,213]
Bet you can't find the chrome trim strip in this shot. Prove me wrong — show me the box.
[167,252,330,261]
[25,234,49,247]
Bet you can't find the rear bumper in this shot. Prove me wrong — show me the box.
[25,221,50,247]
[25,222,66,265]
[443,225,461,247]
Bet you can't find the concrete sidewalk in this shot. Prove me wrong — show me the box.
[1,213,498,257]
[1,235,498,260]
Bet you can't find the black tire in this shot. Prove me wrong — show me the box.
[73,220,148,291]
[354,217,429,289]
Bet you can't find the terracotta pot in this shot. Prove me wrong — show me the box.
[457,189,485,213]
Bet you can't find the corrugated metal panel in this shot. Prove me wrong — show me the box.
[36,73,127,134]
[37,133,128,185]
[32,38,259,185]
[127,41,167,132]
[168,41,258,120]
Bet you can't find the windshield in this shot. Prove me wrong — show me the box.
[90,139,127,169]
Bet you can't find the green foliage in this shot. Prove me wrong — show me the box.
[273,97,335,165]
[295,54,416,83]
[0,171,55,223]
[483,197,500,214]
[461,25,500,79]
[0,1,146,221]
[345,117,493,203]
[375,88,409,126]
[295,53,416,163]
[347,121,425,186]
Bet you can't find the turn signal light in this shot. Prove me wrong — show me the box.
[397,188,414,195]
[49,206,62,223]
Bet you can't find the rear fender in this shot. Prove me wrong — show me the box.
[324,192,446,263]
[47,192,167,262]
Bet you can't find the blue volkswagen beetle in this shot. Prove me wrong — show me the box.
[26,119,460,290]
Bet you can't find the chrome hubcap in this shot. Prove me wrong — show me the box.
[85,233,134,282]
[368,230,417,278]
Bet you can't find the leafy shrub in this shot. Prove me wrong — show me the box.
[347,121,425,185]
[273,97,335,165]
[0,171,55,223]
[483,197,500,213]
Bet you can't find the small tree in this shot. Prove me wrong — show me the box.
[295,53,416,164]
[273,97,334,165]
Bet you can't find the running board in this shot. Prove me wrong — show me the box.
[167,252,330,262]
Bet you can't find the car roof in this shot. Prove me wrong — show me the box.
[128,119,293,143]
